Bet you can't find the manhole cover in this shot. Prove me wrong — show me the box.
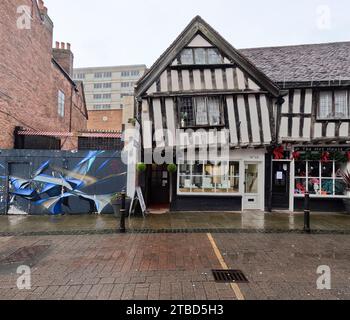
[212,270,249,283]
[0,245,50,265]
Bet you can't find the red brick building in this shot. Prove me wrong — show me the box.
[0,0,88,150]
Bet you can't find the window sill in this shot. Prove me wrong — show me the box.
[294,195,349,199]
[177,192,242,197]
[316,118,350,122]
[180,124,226,130]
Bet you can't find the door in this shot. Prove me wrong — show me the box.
[149,165,169,205]
[7,162,31,215]
[243,162,260,210]
[271,161,290,209]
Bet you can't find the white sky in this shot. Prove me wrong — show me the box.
[44,0,350,68]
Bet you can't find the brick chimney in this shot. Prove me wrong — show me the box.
[52,42,74,76]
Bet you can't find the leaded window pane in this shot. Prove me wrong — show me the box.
[195,97,208,125]
[207,97,221,126]
[335,91,348,118]
[194,48,206,64]
[179,97,195,127]
[319,92,332,119]
[208,48,222,64]
[180,49,194,64]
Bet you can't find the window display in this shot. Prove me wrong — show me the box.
[178,161,240,194]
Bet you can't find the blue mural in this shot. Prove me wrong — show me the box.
[0,150,126,215]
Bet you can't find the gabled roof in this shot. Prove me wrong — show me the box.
[240,41,350,83]
[136,16,280,97]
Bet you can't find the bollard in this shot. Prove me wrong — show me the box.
[304,192,311,233]
[119,192,126,233]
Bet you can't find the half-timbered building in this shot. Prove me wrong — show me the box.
[134,16,350,213]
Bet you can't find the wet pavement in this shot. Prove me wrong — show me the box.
[0,211,349,234]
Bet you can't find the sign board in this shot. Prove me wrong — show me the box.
[276,171,283,180]
[129,187,147,217]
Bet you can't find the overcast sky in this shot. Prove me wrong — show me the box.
[44,0,349,69]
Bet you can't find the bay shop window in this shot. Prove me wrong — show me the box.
[294,160,347,197]
[178,161,240,195]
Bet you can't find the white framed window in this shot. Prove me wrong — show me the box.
[58,90,65,117]
[180,48,223,65]
[94,83,103,89]
[75,73,85,80]
[318,90,349,119]
[121,82,131,88]
[131,70,140,77]
[94,72,103,78]
[294,160,347,197]
[178,161,240,195]
[121,71,130,77]
[179,96,224,128]
[93,104,111,110]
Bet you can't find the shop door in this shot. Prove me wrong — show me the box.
[243,162,261,210]
[271,162,290,209]
[149,165,169,205]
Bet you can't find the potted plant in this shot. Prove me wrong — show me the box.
[337,169,350,214]
[110,192,123,217]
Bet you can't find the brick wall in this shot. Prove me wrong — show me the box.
[0,0,87,150]
[87,110,123,132]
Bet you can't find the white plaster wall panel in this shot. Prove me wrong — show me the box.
[259,95,272,143]
[141,99,153,149]
[236,68,246,90]
[225,68,235,90]
[152,98,165,147]
[193,70,202,90]
[303,118,311,139]
[226,96,238,145]
[326,123,335,137]
[215,69,224,90]
[187,34,213,47]
[181,70,191,90]
[313,123,323,138]
[248,95,261,143]
[171,70,179,91]
[339,123,349,137]
[292,117,300,138]
[304,89,313,114]
[165,98,176,147]
[237,95,249,144]
[293,90,301,114]
[204,69,213,90]
[160,71,168,92]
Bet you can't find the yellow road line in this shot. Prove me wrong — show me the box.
[207,233,245,301]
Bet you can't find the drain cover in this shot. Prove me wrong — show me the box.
[0,245,50,265]
[212,270,249,283]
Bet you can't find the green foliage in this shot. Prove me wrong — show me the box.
[167,163,177,173]
[137,163,147,172]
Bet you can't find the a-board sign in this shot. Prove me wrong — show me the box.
[129,187,147,216]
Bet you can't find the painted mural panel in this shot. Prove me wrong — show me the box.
[0,150,126,215]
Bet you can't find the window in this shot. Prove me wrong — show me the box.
[121,71,130,77]
[318,90,349,119]
[94,83,102,89]
[103,82,112,89]
[131,70,140,77]
[121,82,131,88]
[75,73,85,80]
[93,94,102,99]
[94,72,112,78]
[102,93,111,99]
[180,48,223,65]
[178,161,240,194]
[294,160,347,196]
[121,93,132,98]
[179,96,223,128]
[58,90,65,117]
[93,104,111,110]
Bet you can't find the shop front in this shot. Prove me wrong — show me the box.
[272,146,350,212]
[170,149,266,212]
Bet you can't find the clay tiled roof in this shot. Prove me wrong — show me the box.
[239,41,350,83]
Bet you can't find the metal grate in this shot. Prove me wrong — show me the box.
[0,245,50,265]
[212,270,249,283]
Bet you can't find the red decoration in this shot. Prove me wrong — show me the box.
[273,146,284,160]
[292,151,301,160]
[296,183,305,194]
[321,152,330,163]
[347,152,350,162]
